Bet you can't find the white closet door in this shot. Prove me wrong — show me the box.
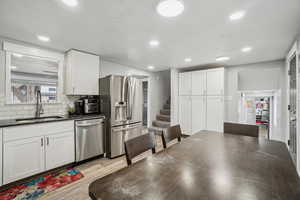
[206,69,224,96]
[206,96,224,132]
[192,71,206,95]
[179,72,192,95]
[179,96,192,135]
[191,96,206,134]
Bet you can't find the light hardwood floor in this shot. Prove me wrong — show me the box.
[39,135,167,200]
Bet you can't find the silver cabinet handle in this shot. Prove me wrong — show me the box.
[41,138,44,147]
[47,137,49,146]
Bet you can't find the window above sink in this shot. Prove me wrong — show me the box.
[4,42,64,104]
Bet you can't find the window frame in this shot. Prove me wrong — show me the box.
[4,42,64,105]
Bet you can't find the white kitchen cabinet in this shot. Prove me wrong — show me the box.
[206,69,224,96]
[179,72,192,95]
[3,121,75,184]
[179,96,192,135]
[3,136,45,184]
[206,96,224,132]
[45,131,75,170]
[65,50,100,95]
[192,71,207,95]
[191,96,206,134]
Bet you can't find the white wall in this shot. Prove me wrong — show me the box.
[224,60,287,142]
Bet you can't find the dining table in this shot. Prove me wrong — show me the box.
[89,131,300,200]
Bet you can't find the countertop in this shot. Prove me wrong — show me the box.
[0,114,105,128]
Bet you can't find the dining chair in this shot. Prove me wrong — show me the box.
[223,122,259,137]
[162,125,182,149]
[124,133,156,165]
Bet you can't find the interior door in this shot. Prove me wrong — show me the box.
[179,96,192,135]
[45,132,75,170]
[206,69,224,96]
[3,136,45,184]
[206,96,224,132]
[192,71,206,95]
[288,53,297,164]
[191,96,206,134]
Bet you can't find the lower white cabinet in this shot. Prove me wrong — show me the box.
[3,121,75,184]
[179,96,192,135]
[206,96,224,132]
[191,96,206,134]
[3,137,45,184]
[45,132,75,171]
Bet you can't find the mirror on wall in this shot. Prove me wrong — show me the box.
[7,53,59,104]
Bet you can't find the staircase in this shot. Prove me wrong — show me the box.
[150,99,171,135]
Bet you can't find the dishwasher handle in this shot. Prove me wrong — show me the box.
[76,122,103,127]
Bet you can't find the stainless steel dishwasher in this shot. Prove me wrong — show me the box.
[75,118,105,162]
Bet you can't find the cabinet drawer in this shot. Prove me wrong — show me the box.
[3,121,74,142]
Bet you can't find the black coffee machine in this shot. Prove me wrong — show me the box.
[74,100,84,115]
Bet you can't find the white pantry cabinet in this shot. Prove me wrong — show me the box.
[206,96,224,132]
[65,50,100,95]
[191,96,206,133]
[3,121,75,184]
[179,96,192,135]
[192,71,207,96]
[179,72,192,95]
[178,68,224,134]
[206,69,224,96]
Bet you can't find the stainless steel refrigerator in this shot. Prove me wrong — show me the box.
[99,75,143,158]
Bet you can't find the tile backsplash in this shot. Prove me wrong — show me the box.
[0,94,78,120]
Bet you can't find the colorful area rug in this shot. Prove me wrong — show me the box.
[0,168,83,200]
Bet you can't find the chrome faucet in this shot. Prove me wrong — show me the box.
[35,90,44,118]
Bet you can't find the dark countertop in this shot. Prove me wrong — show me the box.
[0,114,105,128]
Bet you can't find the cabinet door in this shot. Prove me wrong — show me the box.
[206,69,224,96]
[179,96,192,135]
[191,96,206,134]
[3,137,44,184]
[192,71,206,95]
[67,50,99,95]
[179,72,192,95]
[206,96,224,132]
[45,132,75,171]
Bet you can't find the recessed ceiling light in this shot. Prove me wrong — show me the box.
[229,11,246,21]
[241,46,252,53]
[37,35,50,42]
[148,65,155,70]
[216,56,230,62]
[149,40,160,47]
[157,0,184,18]
[61,0,78,7]
[184,58,192,62]
[12,53,23,58]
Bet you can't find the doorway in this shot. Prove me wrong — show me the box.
[239,91,275,139]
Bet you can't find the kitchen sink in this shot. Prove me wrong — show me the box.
[16,116,64,123]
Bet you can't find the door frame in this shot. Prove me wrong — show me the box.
[286,41,299,175]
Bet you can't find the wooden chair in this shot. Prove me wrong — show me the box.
[162,125,182,149]
[124,133,156,165]
[224,122,259,138]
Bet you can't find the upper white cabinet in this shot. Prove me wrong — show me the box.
[65,50,100,95]
[206,69,224,96]
[192,71,207,95]
[3,121,75,184]
[179,72,192,95]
